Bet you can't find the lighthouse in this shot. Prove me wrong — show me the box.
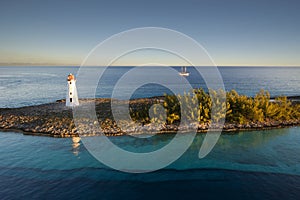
[66,73,79,107]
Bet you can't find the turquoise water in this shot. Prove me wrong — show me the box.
[1,128,300,199]
[1,66,300,199]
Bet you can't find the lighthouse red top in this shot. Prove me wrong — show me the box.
[67,74,75,81]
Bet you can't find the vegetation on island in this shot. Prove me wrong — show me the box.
[1,89,300,137]
[130,89,300,126]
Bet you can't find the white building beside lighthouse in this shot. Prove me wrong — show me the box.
[66,73,79,107]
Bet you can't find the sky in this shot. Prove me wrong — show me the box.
[0,0,300,66]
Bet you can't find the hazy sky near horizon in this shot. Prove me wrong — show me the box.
[0,0,300,66]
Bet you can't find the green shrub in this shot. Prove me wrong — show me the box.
[130,89,299,125]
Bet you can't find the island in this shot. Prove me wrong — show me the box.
[0,89,299,137]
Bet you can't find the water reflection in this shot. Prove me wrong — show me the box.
[65,127,300,175]
[171,128,298,174]
[194,128,290,151]
[109,128,290,154]
[72,137,81,156]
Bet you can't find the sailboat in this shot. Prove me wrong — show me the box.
[179,66,190,76]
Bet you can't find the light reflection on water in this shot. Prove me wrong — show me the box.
[1,127,300,176]
[1,66,300,198]
[1,127,300,199]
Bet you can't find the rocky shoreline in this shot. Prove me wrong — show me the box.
[0,97,299,138]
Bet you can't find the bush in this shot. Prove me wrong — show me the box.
[130,89,300,125]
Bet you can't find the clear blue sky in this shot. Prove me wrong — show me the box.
[0,0,300,66]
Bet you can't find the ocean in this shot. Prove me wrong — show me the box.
[0,66,300,199]
[0,66,300,108]
[1,128,300,199]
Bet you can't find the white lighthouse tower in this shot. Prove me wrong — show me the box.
[66,73,79,107]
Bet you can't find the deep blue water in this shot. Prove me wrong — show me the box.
[0,66,300,108]
[1,128,300,199]
[1,66,300,199]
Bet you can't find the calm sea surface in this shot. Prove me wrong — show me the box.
[0,66,300,199]
[0,66,300,108]
[1,128,300,199]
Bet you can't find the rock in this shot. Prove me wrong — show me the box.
[1,98,300,137]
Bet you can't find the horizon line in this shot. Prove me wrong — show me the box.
[1,64,300,67]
